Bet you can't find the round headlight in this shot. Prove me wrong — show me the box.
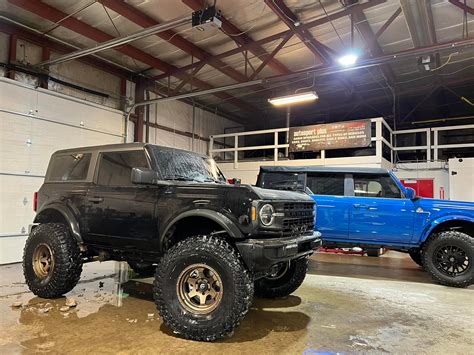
[259,204,275,226]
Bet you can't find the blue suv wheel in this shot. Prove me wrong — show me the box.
[422,231,473,288]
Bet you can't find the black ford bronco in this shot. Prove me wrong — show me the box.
[24,143,321,341]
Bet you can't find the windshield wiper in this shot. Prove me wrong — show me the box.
[201,177,226,184]
[164,175,226,184]
[163,175,196,182]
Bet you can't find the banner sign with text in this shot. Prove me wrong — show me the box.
[289,120,372,152]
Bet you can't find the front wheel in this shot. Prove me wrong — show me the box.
[422,231,473,288]
[23,223,83,298]
[153,235,253,341]
[254,257,308,298]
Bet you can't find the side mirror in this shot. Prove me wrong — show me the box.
[405,187,416,200]
[131,167,158,185]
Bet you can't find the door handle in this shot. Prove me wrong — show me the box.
[88,196,103,203]
[353,204,369,209]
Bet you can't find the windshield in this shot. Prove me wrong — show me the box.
[148,145,226,183]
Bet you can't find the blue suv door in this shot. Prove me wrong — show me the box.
[306,172,350,239]
[346,173,415,243]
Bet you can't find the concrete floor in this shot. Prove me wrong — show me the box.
[0,251,472,354]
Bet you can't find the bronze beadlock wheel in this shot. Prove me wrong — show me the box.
[32,243,54,279]
[23,223,83,298]
[177,263,223,314]
[154,235,254,341]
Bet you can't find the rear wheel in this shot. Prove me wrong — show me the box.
[409,249,423,267]
[254,257,308,298]
[422,231,473,287]
[23,223,83,298]
[153,235,253,341]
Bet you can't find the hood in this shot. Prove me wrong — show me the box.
[249,185,313,201]
[170,182,312,202]
[418,198,474,215]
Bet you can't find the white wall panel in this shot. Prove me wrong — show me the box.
[449,158,473,202]
[395,162,450,200]
[0,77,125,264]
[146,93,242,155]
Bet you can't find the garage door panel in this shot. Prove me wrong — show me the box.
[1,78,124,137]
[1,111,123,175]
[0,236,28,264]
[35,90,124,136]
[0,175,42,235]
[1,78,125,264]
[0,80,37,113]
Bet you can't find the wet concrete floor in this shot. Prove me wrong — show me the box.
[0,251,472,354]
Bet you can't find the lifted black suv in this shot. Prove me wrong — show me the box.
[24,143,321,341]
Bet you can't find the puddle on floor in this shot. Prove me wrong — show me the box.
[0,255,472,354]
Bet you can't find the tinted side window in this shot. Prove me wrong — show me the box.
[97,151,148,186]
[260,172,305,191]
[353,174,402,198]
[306,172,345,196]
[49,153,91,181]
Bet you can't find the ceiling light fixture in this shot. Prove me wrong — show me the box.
[337,54,358,67]
[268,91,319,106]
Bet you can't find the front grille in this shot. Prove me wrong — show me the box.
[282,202,314,235]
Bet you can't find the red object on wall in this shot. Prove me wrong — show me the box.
[400,179,434,198]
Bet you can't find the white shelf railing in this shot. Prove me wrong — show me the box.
[209,117,474,168]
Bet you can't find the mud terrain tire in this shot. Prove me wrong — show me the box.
[153,235,253,341]
[422,231,473,288]
[23,223,83,298]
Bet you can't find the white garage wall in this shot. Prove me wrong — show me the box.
[394,161,450,200]
[0,77,125,264]
[145,92,242,155]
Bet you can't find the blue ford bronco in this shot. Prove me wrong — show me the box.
[257,166,474,288]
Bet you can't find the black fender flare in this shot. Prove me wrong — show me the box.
[159,209,244,249]
[34,203,83,243]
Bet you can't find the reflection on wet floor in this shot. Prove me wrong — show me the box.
[0,252,472,354]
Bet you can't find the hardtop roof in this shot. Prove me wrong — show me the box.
[258,166,390,175]
[53,142,145,154]
[53,143,207,158]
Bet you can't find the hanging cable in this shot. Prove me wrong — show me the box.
[430,52,458,72]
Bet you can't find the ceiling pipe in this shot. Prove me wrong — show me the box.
[38,15,191,67]
[0,15,136,73]
[122,36,474,141]
[268,38,474,83]
[124,79,263,142]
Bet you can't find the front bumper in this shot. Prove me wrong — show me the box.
[235,231,322,275]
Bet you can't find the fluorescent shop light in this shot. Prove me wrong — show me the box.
[268,91,319,106]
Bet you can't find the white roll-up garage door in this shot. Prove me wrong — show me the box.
[0,77,126,264]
